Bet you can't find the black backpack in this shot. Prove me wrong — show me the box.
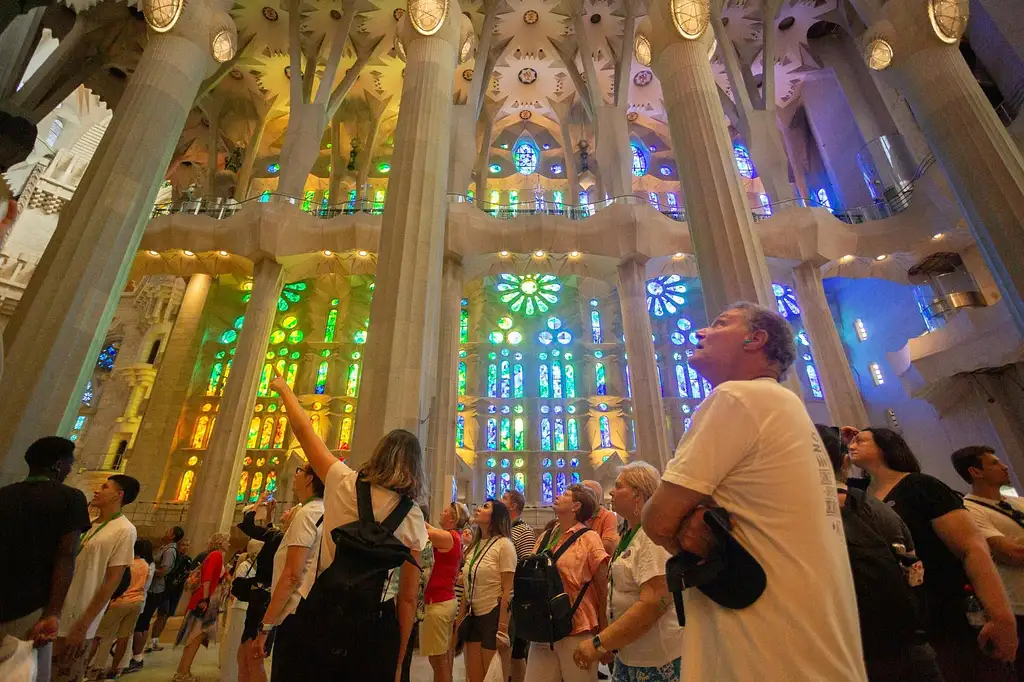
[842,488,925,655]
[284,478,416,678]
[164,548,190,591]
[511,526,594,648]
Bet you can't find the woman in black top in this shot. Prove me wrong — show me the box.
[848,427,1016,680]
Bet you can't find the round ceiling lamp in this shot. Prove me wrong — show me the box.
[143,0,185,33]
[865,37,893,70]
[670,0,710,40]
[928,0,969,44]
[408,0,449,36]
[211,26,237,63]
[634,33,652,66]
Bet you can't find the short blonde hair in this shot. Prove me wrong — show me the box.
[208,531,231,550]
[617,461,660,501]
[450,502,470,530]
[359,429,425,500]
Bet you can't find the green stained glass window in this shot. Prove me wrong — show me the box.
[285,362,298,388]
[315,361,328,394]
[455,415,465,448]
[353,330,367,344]
[551,361,563,398]
[282,316,298,329]
[287,329,304,344]
[346,363,360,397]
[278,347,289,357]
[459,309,469,344]
[237,471,249,502]
[514,472,525,494]
[499,418,512,451]
[567,418,579,450]
[539,364,549,398]
[487,364,497,398]
[554,419,566,451]
[207,362,223,396]
[458,362,467,396]
[564,364,576,398]
[246,417,260,449]
[249,471,264,502]
[599,416,612,448]
[325,309,338,342]
[541,418,552,450]
[495,274,562,316]
[258,417,274,449]
[301,189,315,212]
[513,364,524,398]
[270,330,286,344]
[596,362,607,396]
[258,364,272,396]
[233,316,245,330]
[500,361,511,399]
[220,329,238,344]
[513,418,525,451]
[275,359,286,378]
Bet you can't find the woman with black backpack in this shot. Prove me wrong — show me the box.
[268,373,428,682]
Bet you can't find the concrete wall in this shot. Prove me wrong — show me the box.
[968,0,1024,107]
[825,276,1006,491]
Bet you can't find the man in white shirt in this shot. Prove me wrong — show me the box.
[253,464,324,677]
[643,302,866,681]
[953,445,1024,674]
[54,475,138,682]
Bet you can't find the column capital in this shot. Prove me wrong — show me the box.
[617,253,651,269]
[397,0,464,52]
[861,0,966,68]
[146,0,236,76]
[640,3,716,66]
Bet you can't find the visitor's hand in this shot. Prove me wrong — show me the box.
[256,492,270,507]
[268,373,289,397]
[496,629,510,651]
[678,506,721,558]
[840,426,859,445]
[28,615,59,646]
[252,634,268,660]
[64,619,89,655]
[572,638,599,669]
[979,614,1018,663]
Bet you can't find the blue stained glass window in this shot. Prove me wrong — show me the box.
[684,417,692,432]
[772,283,801,318]
[82,380,94,406]
[455,415,465,448]
[599,416,612,448]
[486,418,498,450]
[564,364,576,399]
[541,419,552,451]
[734,145,756,179]
[567,419,579,450]
[542,472,554,505]
[514,472,526,494]
[624,364,631,398]
[486,472,497,499]
[816,188,832,210]
[500,360,511,399]
[539,364,550,398]
[570,472,581,485]
[648,192,659,209]
[667,193,678,209]
[631,143,648,176]
[514,141,539,175]
[595,363,607,396]
[487,364,498,398]
[591,310,602,343]
[646,275,688,317]
[500,472,512,497]
[556,472,568,498]
[806,363,824,399]
[551,362,563,398]
[688,363,701,398]
[554,419,566,451]
[500,418,512,451]
[676,364,688,398]
[96,342,120,371]
[513,364,524,398]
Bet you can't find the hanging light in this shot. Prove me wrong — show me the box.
[142,0,184,33]
[634,32,652,67]
[928,0,969,44]
[865,37,893,70]
[408,0,450,36]
[670,0,710,40]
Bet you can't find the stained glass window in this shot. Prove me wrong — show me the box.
[495,274,562,316]
[458,362,467,396]
[500,361,511,399]
[816,188,832,209]
[648,192,660,209]
[310,415,322,440]
[460,309,469,343]
[486,418,498,450]
[553,190,563,207]
[500,418,512,451]
[191,416,209,449]
[539,364,549,398]
[646,275,688,317]
[456,415,465,448]
[373,189,385,213]
[500,472,512,497]
[514,472,526,494]
[249,472,263,502]
[599,416,612,448]
[346,363,360,397]
[554,419,566,451]
[570,471,581,484]
[595,363,607,396]
[541,419,552,451]
[246,417,261,449]
[591,310,602,343]
[772,283,801,318]
[488,364,498,398]
[325,309,338,342]
[514,141,539,175]
[734,144,756,179]
[666,193,678,210]
[97,342,120,371]
[508,190,518,216]
[564,364,576,398]
[542,472,554,505]
[285,363,298,389]
[275,359,287,379]
[258,364,272,396]
[631,143,648,176]
[513,364,524,398]
[272,417,288,448]
[624,364,631,398]
[486,472,497,499]
[206,363,223,396]
[265,471,278,495]
[513,417,525,451]
[340,417,354,450]
[315,361,329,394]
[806,364,824,399]
[759,193,772,215]
[490,190,500,214]
[556,472,568,497]
[82,380,94,406]
[552,362,563,398]
[676,364,688,398]
[301,189,315,212]
[236,471,249,502]
[567,418,579,450]
[259,417,274,449]
[347,189,357,208]
[177,470,195,501]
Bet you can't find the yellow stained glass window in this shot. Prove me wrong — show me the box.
[273,416,288,448]
[246,417,261,448]
[340,417,353,451]
[236,471,249,502]
[259,417,274,449]
[190,416,209,449]
[176,470,195,501]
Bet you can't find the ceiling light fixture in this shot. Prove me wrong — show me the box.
[932,233,945,240]
[143,0,185,33]
[670,0,711,40]
[183,250,195,256]
[673,252,685,260]
[634,32,652,66]
[148,250,159,256]
[357,250,369,257]
[499,250,510,257]
[408,0,450,36]
[875,254,888,261]
[569,250,581,258]
[218,250,228,256]
[211,25,237,63]
[866,38,893,70]
[534,250,546,258]
[928,0,969,44]
[323,250,333,256]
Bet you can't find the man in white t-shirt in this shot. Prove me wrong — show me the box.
[953,445,1024,672]
[54,475,138,682]
[253,464,325,677]
[643,302,866,681]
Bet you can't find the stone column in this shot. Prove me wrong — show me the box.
[349,8,462,463]
[427,256,463,523]
[128,274,212,504]
[185,258,283,543]
[644,12,774,317]
[0,0,230,484]
[865,0,1024,335]
[595,106,633,199]
[617,257,670,468]
[792,262,869,427]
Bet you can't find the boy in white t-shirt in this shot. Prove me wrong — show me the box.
[53,476,138,682]
[643,303,866,682]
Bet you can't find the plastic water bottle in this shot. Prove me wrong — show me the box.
[965,584,988,630]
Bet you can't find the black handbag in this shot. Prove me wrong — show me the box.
[231,560,259,602]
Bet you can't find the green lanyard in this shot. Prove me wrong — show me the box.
[608,525,641,622]
[79,513,122,556]
[24,475,51,483]
[542,528,564,552]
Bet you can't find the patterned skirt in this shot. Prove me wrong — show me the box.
[612,657,681,682]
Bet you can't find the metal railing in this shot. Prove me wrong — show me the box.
[446,193,651,221]
[150,193,388,219]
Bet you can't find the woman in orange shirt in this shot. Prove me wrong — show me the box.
[525,484,609,682]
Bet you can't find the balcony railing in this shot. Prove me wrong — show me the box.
[150,193,387,219]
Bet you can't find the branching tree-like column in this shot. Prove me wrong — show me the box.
[0,0,236,483]
[349,4,463,462]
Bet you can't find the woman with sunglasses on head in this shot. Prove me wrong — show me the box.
[421,502,470,682]
[848,426,1016,681]
[455,499,516,682]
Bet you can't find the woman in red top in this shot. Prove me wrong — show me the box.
[422,502,471,682]
[173,532,230,682]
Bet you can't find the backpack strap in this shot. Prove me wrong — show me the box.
[550,527,593,562]
[356,477,376,524]
[538,527,554,553]
[381,495,414,534]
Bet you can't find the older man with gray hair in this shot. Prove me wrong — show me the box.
[643,302,867,682]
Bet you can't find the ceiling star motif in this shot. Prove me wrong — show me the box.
[518,67,538,84]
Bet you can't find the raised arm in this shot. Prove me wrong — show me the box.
[270,373,337,483]
[425,524,455,553]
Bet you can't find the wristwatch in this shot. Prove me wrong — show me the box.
[592,635,608,654]
[258,622,276,634]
